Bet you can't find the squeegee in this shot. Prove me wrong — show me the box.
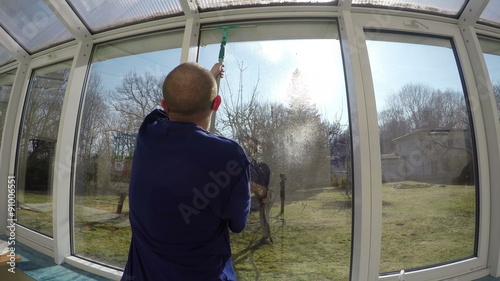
[205,24,256,132]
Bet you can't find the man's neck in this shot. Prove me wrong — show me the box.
[169,113,211,131]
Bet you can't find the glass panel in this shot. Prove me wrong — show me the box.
[0,46,14,67]
[352,0,467,16]
[73,31,183,268]
[478,0,500,28]
[0,0,73,53]
[16,61,72,237]
[66,0,183,33]
[198,22,352,280]
[366,33,477,274]
[479,36,500,120]
[197,0,336,10]
[0,69,16,149]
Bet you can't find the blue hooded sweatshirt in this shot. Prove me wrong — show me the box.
[122,109,251,281]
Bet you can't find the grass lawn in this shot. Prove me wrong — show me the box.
[15,181,476,280]
[17,192,53,237]
[380,182,476,274]
[232,187,352,281]
[73,195,131,268]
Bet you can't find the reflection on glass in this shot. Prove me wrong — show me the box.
[73,33,181,268]
[0,0,73,53]
[67,0,183,33]
[0,46,14,67]
[197,0,336,10]
[366,35,477,273]
[351,0,467,16]
[16,61,72,237]
[478,0,500,27]
[0,70,16,149]
[198,33,352,280]
[479,36,500,116]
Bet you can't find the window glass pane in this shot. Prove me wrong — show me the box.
[479,36,500,120]
[16,61,72,237]
[0,69,16,149]
[66,0,183,33]
[0,0,73,53]
[0,46,14,67]
[352,0,467,17]
[366,33,477,274]
[198,22,352,280]
[478,0,500,28]
[197,0,336,10]
[73,31,182,268]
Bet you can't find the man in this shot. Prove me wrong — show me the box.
[238,134,272,242]
[122,62,251,281]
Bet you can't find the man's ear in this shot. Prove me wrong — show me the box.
[211,95,222,111]
[160,99,170,113]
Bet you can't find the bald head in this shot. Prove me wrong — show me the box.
[162,62,218,117]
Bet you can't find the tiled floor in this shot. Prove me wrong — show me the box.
[475,276,500,281]
[1,235,111,281]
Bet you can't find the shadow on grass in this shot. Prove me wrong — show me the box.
[322,200,352,210]
[284,187,334,202]
[232,227,275,281]
[233,233,271,265]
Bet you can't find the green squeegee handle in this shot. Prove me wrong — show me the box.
[218,28,229,62]
[215,25,240,62]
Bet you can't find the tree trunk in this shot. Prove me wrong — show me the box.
[252,182,273,243]
[116,193,127,214]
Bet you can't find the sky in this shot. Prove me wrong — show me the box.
[89,33,500,129]
[198,39,348,123]
[366,40,465,110]
[90,48,181,93]
[484,53,500,85]
[93,38,350,125]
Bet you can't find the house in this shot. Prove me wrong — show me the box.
[381,128,472,184]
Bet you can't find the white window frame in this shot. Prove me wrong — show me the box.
[347,12,492,281]
[0,3,498,280]
[10,46,77,259]
[474,31,500,278]
[67,28,185,280]
[0,64,27,232]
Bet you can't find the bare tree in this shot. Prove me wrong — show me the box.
[217,62,275,242]
[217,61,260,138]
[79,74,108,156]
[107,70,163,134]
[18,69,69,192]
[74,70,163,210]
[75,73,109,196]
[103,70,164,212]
[0,85,12,146]
[493,81,500,116]
[378,82,474,184]
[379,83,467,154]
[217,64,337,242]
